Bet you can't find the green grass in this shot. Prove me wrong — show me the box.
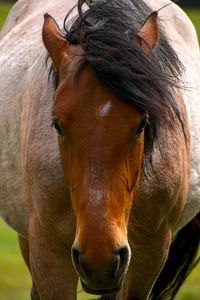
[185,8,200,42]
[0,1,13,30]
[0,2,200,300]
[0,219,31,300]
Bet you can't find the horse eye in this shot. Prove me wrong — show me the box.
[137,119,147,135]
[52,121,64,136]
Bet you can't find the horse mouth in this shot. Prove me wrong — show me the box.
[81,279,122,295]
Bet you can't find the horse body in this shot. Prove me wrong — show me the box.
[0,0,200,299]
[0,0,76,236]
[145,0,200,233]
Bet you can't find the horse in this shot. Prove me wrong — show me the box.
[0,0,200,299]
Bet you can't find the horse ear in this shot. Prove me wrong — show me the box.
[135,11,159,54]
[42,14,70,71]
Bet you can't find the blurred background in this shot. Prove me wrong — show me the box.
[0,0,200,299]
[179,0,199,7]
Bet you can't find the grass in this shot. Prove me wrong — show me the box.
[185,8,200,42]
[0,219,31,300]
[0,2,200,300]
[0,1,13,29]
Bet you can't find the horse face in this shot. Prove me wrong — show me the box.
[42,13,157,295]
[51,64,145,293]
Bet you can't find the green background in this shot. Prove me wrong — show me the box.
[0,1,200,300]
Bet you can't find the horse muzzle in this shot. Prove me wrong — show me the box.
[71,243,131,295]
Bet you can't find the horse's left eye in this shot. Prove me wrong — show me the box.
[52,121,64,136]
[137,119,147,135]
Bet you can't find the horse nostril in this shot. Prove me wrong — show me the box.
[104,245,130,278]
[117,245,130,276]
[72,245,93,280]
[71,245,81,273]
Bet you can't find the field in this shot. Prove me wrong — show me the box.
[0,2,200,300]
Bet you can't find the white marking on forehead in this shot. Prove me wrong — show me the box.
[97,100,112,119]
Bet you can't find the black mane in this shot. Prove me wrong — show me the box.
[51,0,184,161]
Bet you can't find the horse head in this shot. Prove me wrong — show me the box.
[42,12,159,295]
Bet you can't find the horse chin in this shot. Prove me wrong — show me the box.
[80,279,123,295]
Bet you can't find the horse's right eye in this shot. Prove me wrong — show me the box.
[52,121,64,136]
[136,119,147,136]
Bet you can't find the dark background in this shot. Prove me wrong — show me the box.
[178,0,200,7]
